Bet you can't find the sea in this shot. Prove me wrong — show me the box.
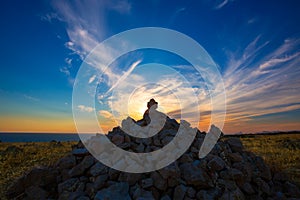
[0,133,81,142]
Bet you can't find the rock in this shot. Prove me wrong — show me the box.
[94,182,130,200]
[57,155,76,169]
[240,182,255,194]
[196,188,220,200]
[186,187,196,198]
[25,186,48,200]
[161,195,172,200]
[6,176,25,199]
[227,152,243,162]
[94,174,108,190]
[159,163,180,179]
[227,137,244,152]
[217,179,237,191]
[219,187,245,200]
[220,168,244,182]
[68,191,89,200]
[5,100,300,200]
[85,182,95,198]
[135,143,145,152]
[178,153,193,164]
[89,162,107,177]
[254,156,272,181]
[273,172,288,182]
[69,156,94,177]
[284,181,300,197]
[151,171,167,191]
[141,178,153,188]
[108,168,120,180]
[111,134,124,145]
[254,177,271,195]
[180,163,213,188]
[24,167,58,188]
[133,186,155,200]
[173,184,187,200]
[118,173,142,186]
[72,148,90,157]
[58,178,79,194]
[207,156,225,171]
[161,136,174,146]
[6,167,58,199]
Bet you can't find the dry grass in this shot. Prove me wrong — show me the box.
[240,133,300,186]
[0,141,77,200]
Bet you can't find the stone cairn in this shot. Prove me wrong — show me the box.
[6,117,300,199]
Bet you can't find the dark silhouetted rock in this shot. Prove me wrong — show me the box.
[95,182,130,200]
[5,104,300,199]
[68,155,94,177]
[227,137,244,152]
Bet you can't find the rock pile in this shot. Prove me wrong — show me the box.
[6,117,300,199]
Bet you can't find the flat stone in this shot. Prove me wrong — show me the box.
[133,186,155,200]
[254,178,271,195]
[56,155,76,169]
[141,178,153,189]
[25,186,49,200]
[159,162,180,179]
[228,153,243,163]
[68,191,89,200]
[180,163,213,188]
[58,178,79,194]
[241,182,255,194]
[89,162,107,177]
[220,168,244,181]
[93,174,108,190]
[69,156,94,177]
[173,184,187,200]
[227,137,244,153]
[111,134,124,146]
[118,173,142,186]
[219,187,245,200]
[95,182,130,200]
[207,156,225,171]
[186,187,196,198]
[151,171,167,191]
[72,148,90,157]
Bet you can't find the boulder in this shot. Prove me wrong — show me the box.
[94,182,131,200]
[69,155,94,177]
[227,137,244,152]
[207,156,225,171]
[180,163,213,188]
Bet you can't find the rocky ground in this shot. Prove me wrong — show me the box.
[6,118,300,199]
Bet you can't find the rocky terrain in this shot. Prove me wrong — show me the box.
[6,117,300,199]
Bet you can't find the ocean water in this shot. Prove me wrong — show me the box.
[0,133,81,142]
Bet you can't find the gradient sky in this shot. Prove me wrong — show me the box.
[0,0,299,134]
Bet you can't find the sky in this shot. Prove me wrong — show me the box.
[0,0,299,134]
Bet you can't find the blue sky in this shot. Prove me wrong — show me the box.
[0,0,299,133]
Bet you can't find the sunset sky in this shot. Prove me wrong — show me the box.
[0,0,300,134]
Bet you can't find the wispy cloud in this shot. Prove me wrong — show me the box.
[51,0,131,58]
[23,94,40,102]
[51,0,132,86]
[214,0,234,10]
[222,37,300,132]
[106,59,142,94]
[88,75,97,84]
[40,12,61,22]
[98,110,114,119]
[77,105,94,112]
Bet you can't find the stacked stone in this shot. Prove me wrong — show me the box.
[6,118,300,199]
